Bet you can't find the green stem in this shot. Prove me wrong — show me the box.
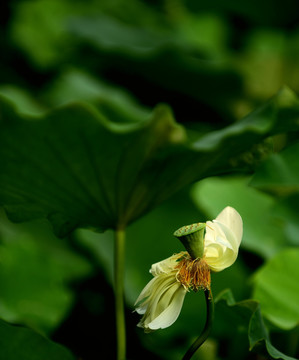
[182,289,214,360]
[114,228,126,360]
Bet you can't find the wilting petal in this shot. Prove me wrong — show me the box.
[135,274,176,315]
[147,285,187,330]
[135,276,161,315]
[135,253,187,332]
[150,253,183,276]
[136,278,187,332]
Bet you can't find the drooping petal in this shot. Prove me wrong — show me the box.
[135,252,188,332]
[136,274,186,332]
[134,276,161,314]
[141,281,180,328]
[146,285,187,330]
[135,274,176,315]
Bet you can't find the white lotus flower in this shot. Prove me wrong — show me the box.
[135,206,243,332]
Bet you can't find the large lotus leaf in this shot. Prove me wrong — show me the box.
[250,141,299,196]
[0,98,187,236]
[0,319,75,360]
[252,248,299,330]
[216,290,296,360]
[1,87,299,236]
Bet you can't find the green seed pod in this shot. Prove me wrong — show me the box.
[173,223,206,259]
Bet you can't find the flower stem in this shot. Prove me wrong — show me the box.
[114,228,126,360]
[182,289,214,360]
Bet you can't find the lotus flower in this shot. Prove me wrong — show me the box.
[135,206,243,332]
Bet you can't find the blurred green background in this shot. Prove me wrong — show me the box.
[0,0,299,359]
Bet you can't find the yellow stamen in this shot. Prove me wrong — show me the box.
[175,253,211,291]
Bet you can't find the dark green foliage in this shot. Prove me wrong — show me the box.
[1,1,299,359]
[0,319,75,360]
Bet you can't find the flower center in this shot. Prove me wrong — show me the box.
[175,253,211,292]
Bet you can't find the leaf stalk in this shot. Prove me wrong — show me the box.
[114,228,126,360]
